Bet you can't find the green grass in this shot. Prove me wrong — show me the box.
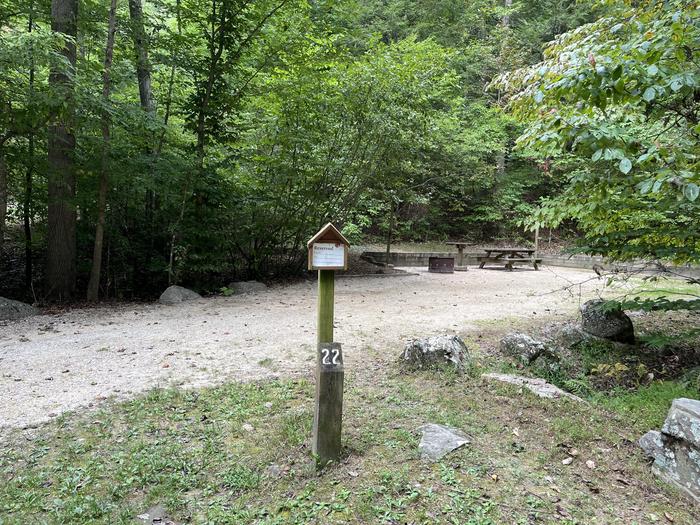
[596,380,700,431]
[1,363,699,524]
[608,275,700,301]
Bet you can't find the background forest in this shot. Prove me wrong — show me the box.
[1,0,695,303]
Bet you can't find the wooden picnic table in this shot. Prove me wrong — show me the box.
[446,241,476,269]
[477,247,541,271]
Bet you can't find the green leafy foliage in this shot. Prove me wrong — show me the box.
[496,0,700,265]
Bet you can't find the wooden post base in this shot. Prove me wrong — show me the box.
[312,342,344,467]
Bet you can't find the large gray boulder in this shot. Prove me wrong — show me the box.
[639,398,700,504]
[158,285,201,305]
[401,335,470,371]
[580,299,635,344]
[500,332,549,364]
[418,424,470,462]
[661,398,700,450]
[0,297,38,321]
[228,281,267,294]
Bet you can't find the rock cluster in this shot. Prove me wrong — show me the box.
[401,335,470,371]
[639,398,700,504]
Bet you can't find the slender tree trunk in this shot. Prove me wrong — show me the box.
[24,138,33,293]
[156,0,181,155]
[494,0,512,236]
[128,0,154,115]
[87,0,118,302]
[0,147,7,257]
[502,0,512,27]
[25,0,36,294]
[168,0,223,283]
[384,201,396,269]
[128,0,156,291]
[496,0,512,179]
[47,0,78,301]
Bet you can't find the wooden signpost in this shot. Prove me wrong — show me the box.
[308,223,349,467]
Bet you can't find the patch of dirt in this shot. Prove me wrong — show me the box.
[1,266,603,431]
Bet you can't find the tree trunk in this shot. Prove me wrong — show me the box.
[384,201,396,269]
[47,0,78,301]
[495,0,512,235]
[25,0,36,294]
[0,147,7,257]
[502,0,512,27]
[128,0,156,292]
[128,0,154,115]
[497,0,512,179]
[87,0,118,302]
[156,0,181,155]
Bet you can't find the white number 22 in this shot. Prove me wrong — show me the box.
[321,348,340,365]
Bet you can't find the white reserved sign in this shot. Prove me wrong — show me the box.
[312,243,345,268]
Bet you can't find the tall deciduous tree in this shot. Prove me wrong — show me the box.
[47,0,78,300]
[87,0,118,302]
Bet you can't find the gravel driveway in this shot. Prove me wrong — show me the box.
[0,266,601,431]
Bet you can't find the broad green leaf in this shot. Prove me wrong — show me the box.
[638,179,653,194]
[619,158,632,174]
[684,183,699,201]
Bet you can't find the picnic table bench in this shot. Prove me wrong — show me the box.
[477,247,541,271]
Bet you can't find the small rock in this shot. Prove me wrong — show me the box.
[401,335,470,371]
[580,299,635,344]
[499,333,550,364]
[417,423,470,462]
[136,504,177,524]
[264,402,273,409]
[265,463,284,478]
[242,423,254,432]
[586,460,596,469]
[228,281,268,294]
[562,457,574,465]
[158,285,201,305]
[481,373,583,402]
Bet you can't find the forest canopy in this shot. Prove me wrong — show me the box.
[4,0,695,303]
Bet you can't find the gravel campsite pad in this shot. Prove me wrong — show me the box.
[1,267,600,430]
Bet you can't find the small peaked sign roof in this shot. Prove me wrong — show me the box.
[307,222,350,247]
